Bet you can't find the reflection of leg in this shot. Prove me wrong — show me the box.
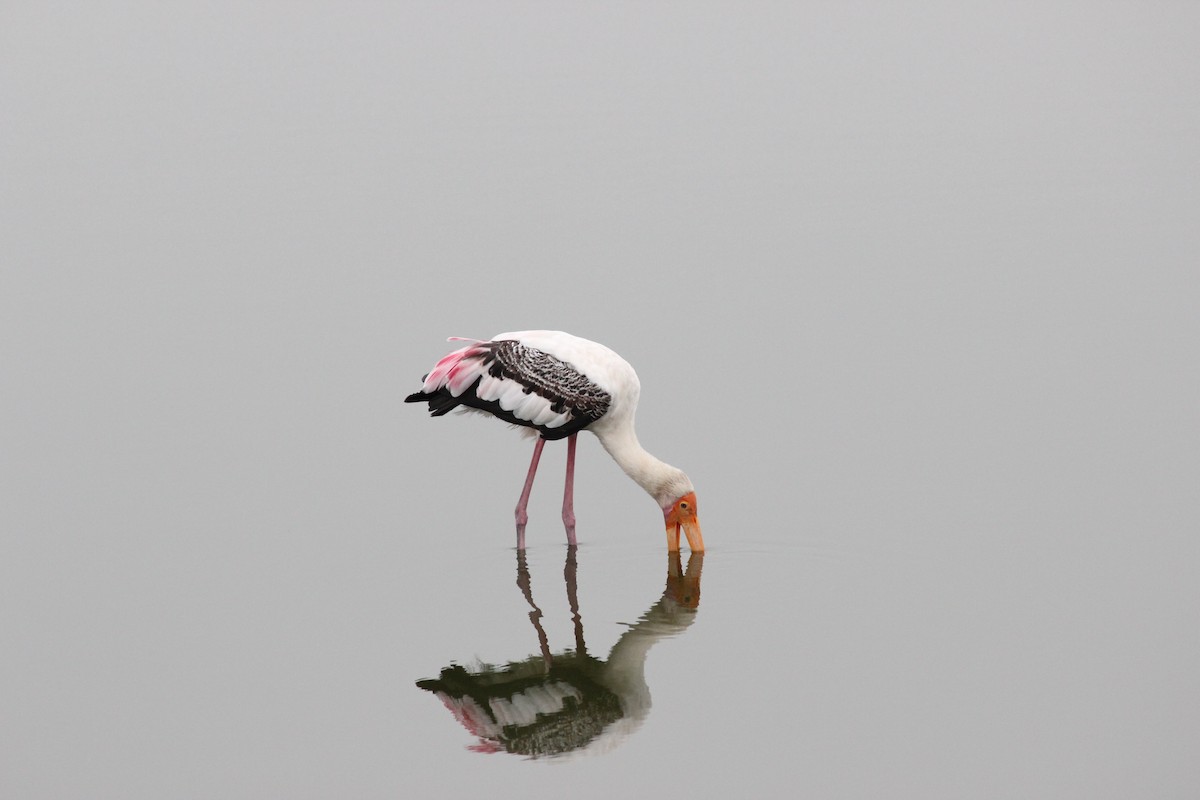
[562,433,577,546]
[514,438,546,550]
[564,545,586,657]
[516,550,552,668]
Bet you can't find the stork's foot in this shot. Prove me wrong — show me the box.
[515,515,528,551]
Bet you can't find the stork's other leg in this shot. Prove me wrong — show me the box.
[562,433,578,546]
[515,437,546,550]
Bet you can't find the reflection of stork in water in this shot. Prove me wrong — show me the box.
[416,547,704,758]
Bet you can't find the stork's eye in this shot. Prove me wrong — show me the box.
[679,501,689,510]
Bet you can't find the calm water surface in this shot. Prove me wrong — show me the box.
[3,368,1196,798]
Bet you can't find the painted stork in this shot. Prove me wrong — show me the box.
[405,330,703,552]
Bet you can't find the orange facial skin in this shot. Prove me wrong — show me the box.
[663,492,704,552]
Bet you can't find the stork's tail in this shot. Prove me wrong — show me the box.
[405,337,491,416]
[405,388,462,417]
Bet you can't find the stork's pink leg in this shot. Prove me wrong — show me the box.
[562,433,578,546]
[514,437,546,550]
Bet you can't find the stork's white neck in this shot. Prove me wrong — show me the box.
[595,424,693,508]
[602,596,700,715]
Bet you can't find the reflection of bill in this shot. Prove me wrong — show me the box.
[417,548,704,758]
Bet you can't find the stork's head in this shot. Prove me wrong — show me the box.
[663,492,704,553]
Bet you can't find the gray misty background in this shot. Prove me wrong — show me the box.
[2,2,1197,798]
